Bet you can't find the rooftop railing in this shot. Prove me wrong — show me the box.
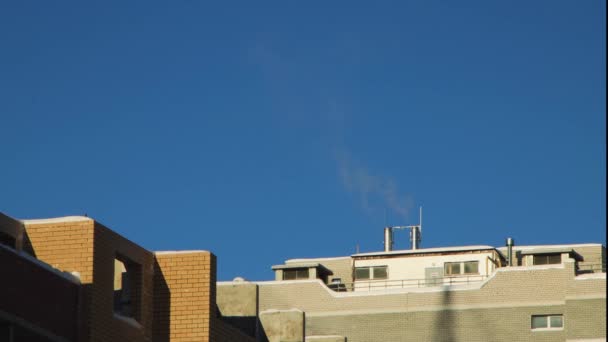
[328,275,488,292]
[576,263,606,274]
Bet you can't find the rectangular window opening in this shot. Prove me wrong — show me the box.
[354,267,370,280]
[355,266,388,280]
[114,255,142,322]
[445,261,480,276]
[283,268,309,280]
[373,266,388,280]
[531,314,563,330]
[533,254,562,265]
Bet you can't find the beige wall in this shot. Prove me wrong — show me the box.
[354,251,495,280]
[224,259,606,342]
[286,257,353,284]
[306,305,569,342]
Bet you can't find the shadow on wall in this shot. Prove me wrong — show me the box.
[21,232,36,258]
[216,283,259,338]
[432,287,454,342]
[152,259,171,342]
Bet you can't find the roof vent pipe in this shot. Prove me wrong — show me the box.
[384,227,393,252]
[410,226,421,250]
[506,237,514,266]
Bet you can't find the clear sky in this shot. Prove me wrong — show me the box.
[1,1,605,281]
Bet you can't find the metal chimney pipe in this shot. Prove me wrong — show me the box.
[411,226,421,250]
[384,227,393,252]
[506,237,514,266]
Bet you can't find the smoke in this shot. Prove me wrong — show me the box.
[336,149,414,222]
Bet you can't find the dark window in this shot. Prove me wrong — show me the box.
[283,268,309,280]
[373,266,388,280]
[354,267,370,280]
[533,254,562,265]
[355,266,388,280]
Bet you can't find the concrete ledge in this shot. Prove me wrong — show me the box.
[260,309,304,342]
[306,335,346,342]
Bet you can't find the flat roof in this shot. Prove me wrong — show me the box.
[271,262,333,274]
[497,243,603,251]
[352,245,496,258]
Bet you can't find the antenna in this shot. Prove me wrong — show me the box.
[419,206,422,232]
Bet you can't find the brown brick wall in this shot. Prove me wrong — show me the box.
[153,251,214,342]
[89,222,155,342]
[24,219,95,283]
[24,219,155,342]
[0,245,81,341]
[20,215,254,342]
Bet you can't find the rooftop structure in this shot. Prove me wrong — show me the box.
[217,226,606,342]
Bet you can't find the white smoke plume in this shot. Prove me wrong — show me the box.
[336,149,414,222]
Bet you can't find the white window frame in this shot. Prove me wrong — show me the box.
[354,266,388,280]
[531,314,564,331]
[444,261,479,276]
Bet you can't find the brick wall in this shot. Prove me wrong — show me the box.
[0,245,81,341]
[24,218,155,342]
[153,251,214,342]
[24,218,95,283]
[153,251,256,342]
[89,222,155,342]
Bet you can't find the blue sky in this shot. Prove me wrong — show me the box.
[1,1,605,281]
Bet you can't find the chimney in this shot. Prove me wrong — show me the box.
[506,237,514,266]
[410,226,421,250]
[384,227,393,252]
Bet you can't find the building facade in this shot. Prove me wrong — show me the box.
[2,211,605,342]
[218,234,606,342]
[0,212,254,342]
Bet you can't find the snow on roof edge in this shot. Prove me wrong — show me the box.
[21,216,93,224]
[154,250,210,255]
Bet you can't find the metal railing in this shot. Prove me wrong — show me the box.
[328,275,488,292]
[575,263,606,274]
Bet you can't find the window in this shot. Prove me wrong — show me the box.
[531,315,563,330]
[533,254,561,265]
[355,267,370,280]
[463,261,479,274]
[114,256,142,321]
[355,266,388,280]
[373,266,388,280]
[444,261,479,276]
[444,262,461,276]
[283,268,309,280]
